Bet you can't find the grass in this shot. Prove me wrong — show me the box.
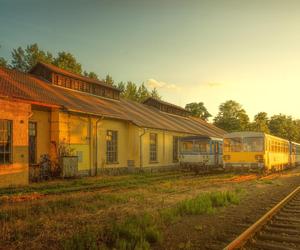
[63,214,162,250]
[161,189,242,224]
[0,171,185,197]
[60,190,243,249]
[0,171,248,249]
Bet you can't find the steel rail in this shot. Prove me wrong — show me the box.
[223,186,300,250]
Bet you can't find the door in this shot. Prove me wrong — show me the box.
[29,122,37,164]
[213,141,219,166]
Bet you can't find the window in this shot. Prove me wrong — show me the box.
[243,137,264,152]
[224,138,242,152]
[0,120,12,164]
[29,122,37,164]
[194,141,210,153]
[150,133,157,162]
[181,140,194,153]
[106,130,118,163]
[173,136,179,162]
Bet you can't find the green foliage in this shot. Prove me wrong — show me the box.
[11,43,53,72]
[0,57,7,67]
[213,100,250,132]
[137,83,151,102]
[185,102,211,120]
[170,190,241,218]
[104,74,114,86]
[53,52,82,74]
[269,114,299,141]
[150,88,161,99]
[249,112,270,133]
[104,214,161,249]
[83,71,99,80]
[122,81,139,101]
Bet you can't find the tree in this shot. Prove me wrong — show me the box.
[185,102,211,121]
[117,81,126,94]
[83,71,99,80]
[0,45,7,67]
[11,43,53,72]
[150,88,161,100]
[137,83,150,102]
[213,100,250,132]
[249,112,270,133]
[269,114,298,141]
[122,81,139,101]
[104,74,114,86]
[53,52,82,74]
[0,57,7,67]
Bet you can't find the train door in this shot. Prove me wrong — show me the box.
[212,141,219,166]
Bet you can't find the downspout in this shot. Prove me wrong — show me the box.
[88,116,93,176]
[95,117,104,176]
[139,128,147,168]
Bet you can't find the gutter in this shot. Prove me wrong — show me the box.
[95,117,104,175]
[139,128,147,168]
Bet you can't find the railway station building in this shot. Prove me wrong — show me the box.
[0,62,225,187]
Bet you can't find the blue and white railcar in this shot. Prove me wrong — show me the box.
[179,136,223,168]
[290,141,300,167]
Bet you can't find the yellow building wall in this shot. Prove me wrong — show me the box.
[30,109,51,161]
[50,111,192,175]
[141,129,186,168]
[0,99,30,187]
[58,112,91,173]
[96,119,134,169]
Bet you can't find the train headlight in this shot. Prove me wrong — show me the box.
[255,155,263,163]
[223,155,230,160]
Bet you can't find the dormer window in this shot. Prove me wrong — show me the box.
[143,97,190,117]
[29,62,121,100]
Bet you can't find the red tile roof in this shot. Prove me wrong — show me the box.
[0,66,226,137]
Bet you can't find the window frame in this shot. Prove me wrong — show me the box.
[173,136,179,162]
[106,130,118,164]
[149,133,158,163]
[0,119,13,165]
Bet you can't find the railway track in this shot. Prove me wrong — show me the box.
[224,186,300,250]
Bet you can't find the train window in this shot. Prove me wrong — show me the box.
[243,137,264,152]
[181,141,193,153]
[194,141,209,153]
[224,138,242,152]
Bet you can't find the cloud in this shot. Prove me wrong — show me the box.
[206,82,223,87]
[146,79,181,91]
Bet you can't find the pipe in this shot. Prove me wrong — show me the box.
[139,128,147,168]
[95,117,104,175]
[88,116,93,176]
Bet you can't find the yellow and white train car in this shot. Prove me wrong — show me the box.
[223,132,290,172]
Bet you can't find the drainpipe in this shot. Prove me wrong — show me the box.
[95,117,104,175]
[88,116,93,176]
[139,128,147,168]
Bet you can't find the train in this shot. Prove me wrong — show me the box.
[179,136,223,170]
[179,131,300,173]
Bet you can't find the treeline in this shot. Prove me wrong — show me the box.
[0,43,160,102]
[212,100,300,142]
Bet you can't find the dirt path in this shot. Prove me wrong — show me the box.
[160,168,300,250]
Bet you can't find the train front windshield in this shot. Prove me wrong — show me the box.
[181,140,210,153]
[224,137,264,152]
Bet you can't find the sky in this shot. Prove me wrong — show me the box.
[1,0,300,120]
